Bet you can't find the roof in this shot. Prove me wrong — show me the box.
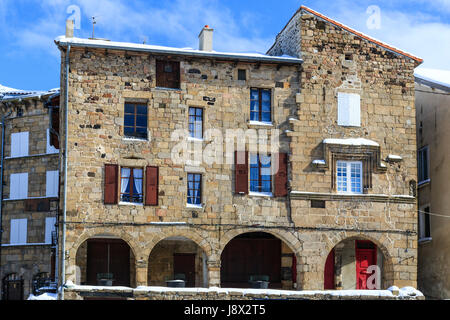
[0,85,59,102]
[269,5,423,65]
[414,68,450,91]
[54,36,303,65]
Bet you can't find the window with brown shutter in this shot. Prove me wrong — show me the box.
[145,166,158,206]
[104,164,118,204]
[235,151,248,194]
[274,153,288,197]
[156,60,180,89]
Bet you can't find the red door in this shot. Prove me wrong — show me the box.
[355,241,377,289]
[324,249,335,289]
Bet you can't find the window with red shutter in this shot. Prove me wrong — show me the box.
[235,151,248,194]
[274,153,288,197]
[104,164,118,204]
[145,166,158,206]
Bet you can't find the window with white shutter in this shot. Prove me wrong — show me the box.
[338,92,360,127]
[46,170,59,198]
[10,218,27,244]
[45,217,56,244]
[46,129,58,154]
[10,172,28,199]
[10,131,29,157]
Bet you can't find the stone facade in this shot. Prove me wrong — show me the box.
[0,94,59,299]
[56,5,420,298]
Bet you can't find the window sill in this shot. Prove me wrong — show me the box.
[418,237,432,244]
[248,121,273,127]
[1,243,52,247]
[418,179,430,188]
[123,137,148,142]
[187,137,204,142]
[249,191,273,198]
[186,203,203,209]
[5,152,59,160]
[3,196,58,202]
[155,87,181,92]
[119,201,144,206]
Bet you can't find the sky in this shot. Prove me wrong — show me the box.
[0,0,449,91]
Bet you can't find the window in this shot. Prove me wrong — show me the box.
[46,129,58,154]
[46,170,59,198]
[419,206,431,240]
[10,218,27,244]
[187,173,202,206]
[10,131,29,157]
[238,69,246,81]
[156,60,180,89]
[45,217,56,244]
[336,161,363,194]
[120,168,143,204]
[250,88,271,123]
[188,107,203,139]
[338,92,360,127]
[250,154,272,194]
[124,103,148,139]
[10,172,28,199]
[418,146,429,184]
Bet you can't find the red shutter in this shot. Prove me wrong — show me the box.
[50,108,60,149]
[235,151,248,194]
[104,164,118,204]
[274,153,288,197]
[145,166,158,206]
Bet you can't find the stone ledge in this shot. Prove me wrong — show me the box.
[290,191,416,204]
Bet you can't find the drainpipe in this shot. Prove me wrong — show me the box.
[0,109,12,273]
[59,44,70,300]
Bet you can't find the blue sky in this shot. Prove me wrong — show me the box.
[1,0,449,91]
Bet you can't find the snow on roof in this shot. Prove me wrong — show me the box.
[270,6,423,65]
[0,85,60,101]
[27,292,57,300]
[323,138,380,147]
[414,67,450,89]
[54,36,302,64]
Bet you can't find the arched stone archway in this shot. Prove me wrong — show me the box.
[219,229,303,290]
[321,232,395,290]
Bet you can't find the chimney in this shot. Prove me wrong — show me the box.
[198,25,213,51]
[66,19,74,38]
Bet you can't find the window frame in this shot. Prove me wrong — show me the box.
[336,160,363,194]
[419,205,432,241]
[119,167,144,204]
[418,146,430,185]
[188,107,203,140]
[187,173,202,207]
[123,103,148,140]
[250,88,272,124]
[249,153,272,195]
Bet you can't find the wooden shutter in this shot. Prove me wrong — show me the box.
[235,151,248,194]
[145,166,158,206]
[104,164,118,204]
[156,60,180,89]
[274,153,288,197]
[50,108,60,149]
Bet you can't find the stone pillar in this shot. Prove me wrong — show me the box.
[135,259,148,287]
[207,260,221,287]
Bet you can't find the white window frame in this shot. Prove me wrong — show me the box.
[46,170,59,198]
[418,205,432,242]
[46,128,59,154]
[336,160,363,194]
[338,92,361,127]
[418,146,430,185]
[10,131,29,157]
[10,172,28,200]
[45,217,57,244]
[10,218,27,244]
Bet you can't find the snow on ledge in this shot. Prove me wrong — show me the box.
[27,293,57,300]
[323,138,379,147]
[312,159,326,165]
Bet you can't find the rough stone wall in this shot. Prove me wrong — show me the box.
[0,99,59,299]
[268,10,418,289]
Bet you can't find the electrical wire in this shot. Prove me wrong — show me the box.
[418,209,450,219]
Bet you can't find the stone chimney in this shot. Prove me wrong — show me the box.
[198,25,213,51]
[66,19,74,38]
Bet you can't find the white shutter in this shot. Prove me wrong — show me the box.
[47,128,58,154]
[10,218,27,244]
[46,170,59,197]
[19,173,28,199]
[11,132,29,157]
[11,172,28,199]
[338,93,360,127]
[45,217,56,244]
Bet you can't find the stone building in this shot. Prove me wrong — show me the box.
[415,68,450,299]
[56,5,421,299]
[0,85,60,300]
